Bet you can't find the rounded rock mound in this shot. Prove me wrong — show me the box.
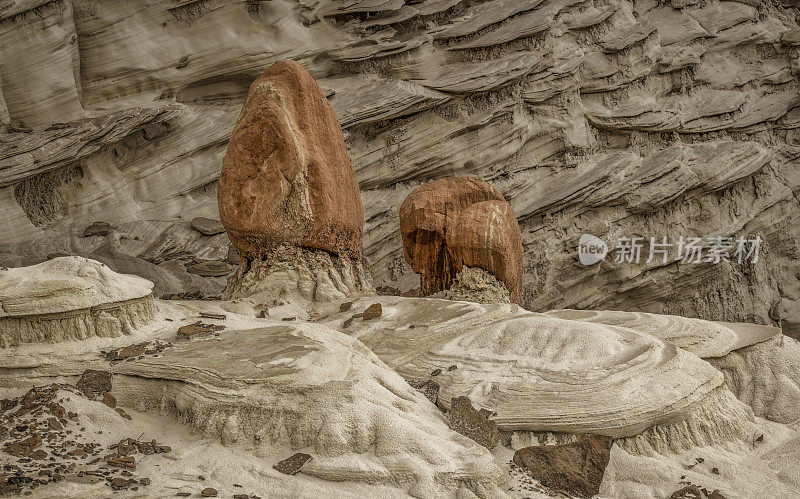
[0,257,156,347]
[217,59,364,261]
[330,297,756,454]
[110,321,504,497]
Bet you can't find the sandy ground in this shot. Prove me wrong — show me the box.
[2,296,800,498]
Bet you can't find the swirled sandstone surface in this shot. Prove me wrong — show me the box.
[326,296,755,452]
[543,309,800,424]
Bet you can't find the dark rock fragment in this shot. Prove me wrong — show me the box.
[447,396,499,449]
[512,434,613,498]
[273,453,312,475]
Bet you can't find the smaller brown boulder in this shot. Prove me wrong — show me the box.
[76,370,112,398]
[400,177,505,296]
[512,434,613,498]
[362,303,382,320]
[400,177,522,303]
[408,379,440,405]
[446,200,522,303]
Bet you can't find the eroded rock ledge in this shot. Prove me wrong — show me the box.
[0,256,157,347]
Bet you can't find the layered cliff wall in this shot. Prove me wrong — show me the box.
[1,0,799,323]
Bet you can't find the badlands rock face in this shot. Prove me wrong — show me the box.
[110,323,504,497]
[2,257,800,497]
[1,0,799,322]
[400,177,522,302]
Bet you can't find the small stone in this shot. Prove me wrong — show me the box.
[339,301,353,312]
[448,365,458,371]
[234,495,249,499]
[45,122,70,131]
[201,487,218,497]
[362,303,382,321]
[107,455,136,470]
[430,368,442,376]
[82,221,113,237]
[273,452,312,475]
[343,316,355,328]
[711,467,720,475]
[199,312,227,320]
[76,369,112,396]
[29,449,47,460]
[9,121,32,133]
[106,345,145,361]
[408,379,439,405]
[115,408,132,420]
[4,434,43,457]
[139,477,151,485]
[109,477,134,490]
[191,217,225,236]
[102,392,117,408]
[114,438,136,456]
[513,434,613,499]
[177,324,216,340]
[176,494,191,497]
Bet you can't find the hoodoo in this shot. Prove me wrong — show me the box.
[218,60,372,305]
[400,177,522,303]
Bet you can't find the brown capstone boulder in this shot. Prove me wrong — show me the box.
[446,200,522,303]
[512,434,613,498]
[399,177,522,302]
[218,59,364,261]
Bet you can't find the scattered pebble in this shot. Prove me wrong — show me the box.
[201,486,218,497]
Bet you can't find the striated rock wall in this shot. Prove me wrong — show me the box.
[1,0,799,323]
